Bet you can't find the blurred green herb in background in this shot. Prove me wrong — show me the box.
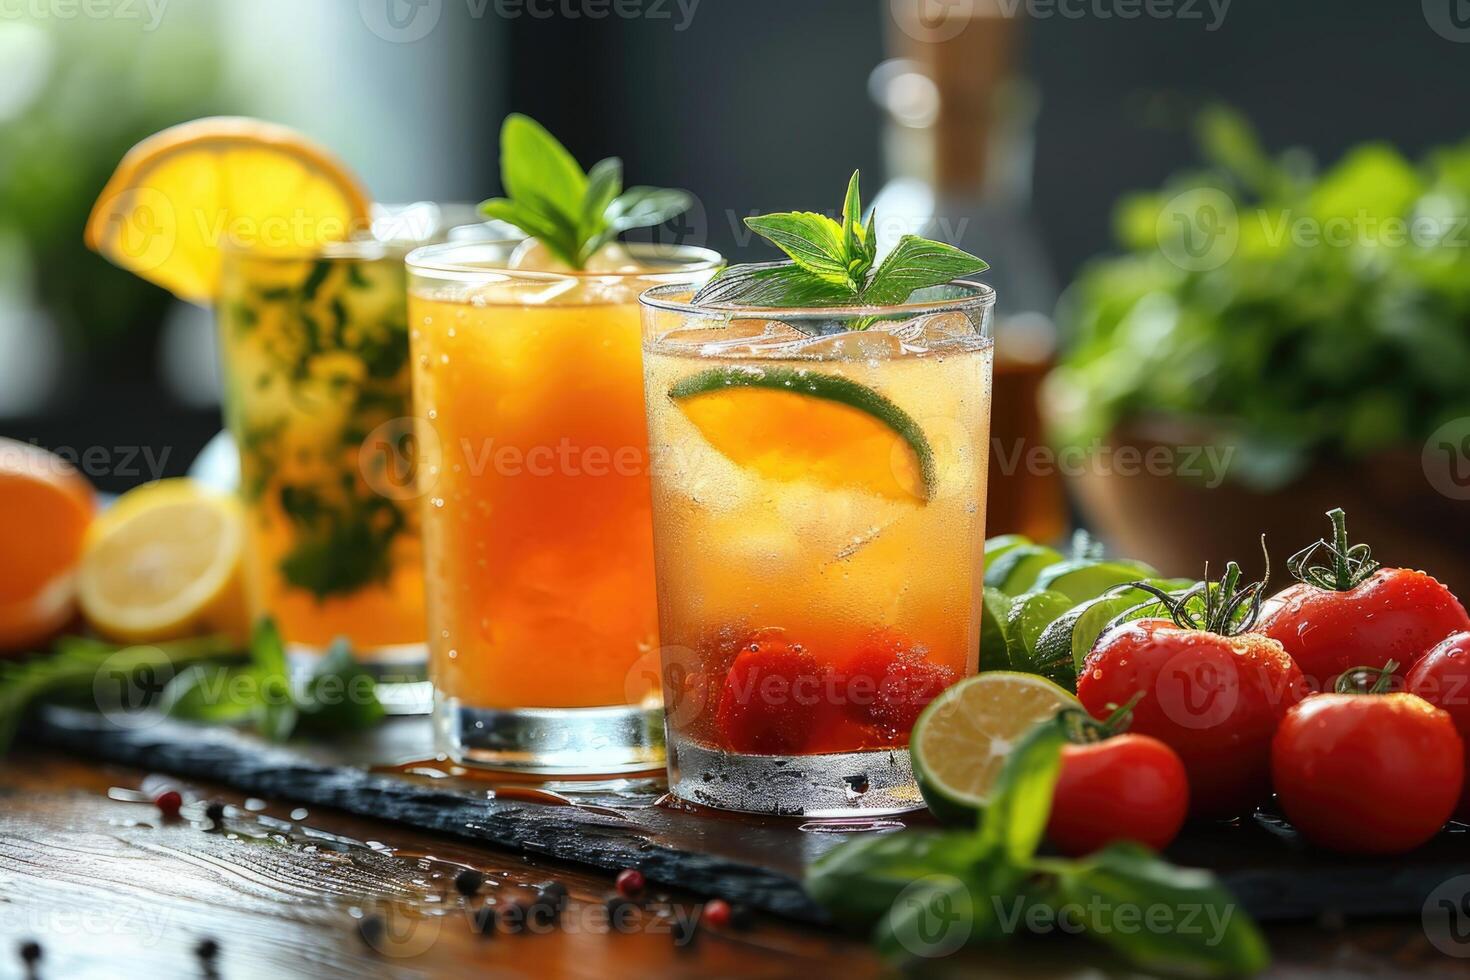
[1048,107,1470,489]
[0,11,228,352]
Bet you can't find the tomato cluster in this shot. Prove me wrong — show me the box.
[1072,509,1470,856]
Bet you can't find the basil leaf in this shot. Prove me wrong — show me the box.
[500,113,586,222]
[743,211,855,288]
[805,830,987,926]
[977,714,1066,864]
[160,664,258,723]
[861,234,990,305]
[1055,844,1271,977]
[693,262,857,308]
[980,586,1012,670]
[297,638,385,733]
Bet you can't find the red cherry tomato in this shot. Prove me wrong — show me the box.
[1272,691,1463,854]
[838,630,956,741]
[1260,570,1469,688]
[1078,619,1305,820]
[716,632,824,754]
[1046,733,1189,856]
[1406,631,1470,822]
[1258,510,1469,687]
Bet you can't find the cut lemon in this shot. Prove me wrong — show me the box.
[85,117,371,304]
[669,366,935,501]
[912,671,1080,825]
[78,479,248,644]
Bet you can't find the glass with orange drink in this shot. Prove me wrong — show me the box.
[406,241,720,770]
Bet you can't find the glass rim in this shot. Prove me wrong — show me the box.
[405,240,724,283]
[638,269,997,318]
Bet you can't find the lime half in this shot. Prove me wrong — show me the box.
[912,671,1081,825]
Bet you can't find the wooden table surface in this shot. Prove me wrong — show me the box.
[0,751,1463,979]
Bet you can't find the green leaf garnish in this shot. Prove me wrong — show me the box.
[693,170,987,313]
[479,114,693,269]
[805,711,1269,975]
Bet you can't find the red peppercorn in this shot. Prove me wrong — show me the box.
[615,868,645,898]
[154,790,183,818]
[702,899,732,929]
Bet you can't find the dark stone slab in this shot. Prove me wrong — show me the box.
[24,708,1470,924]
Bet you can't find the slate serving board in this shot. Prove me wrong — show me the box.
[23,707,1470,923]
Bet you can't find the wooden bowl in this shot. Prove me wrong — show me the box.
[1066,420,1470,598]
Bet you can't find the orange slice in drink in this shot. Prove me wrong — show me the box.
[0,439,96,652]
[84,117,371,304]
[668,366,935,501]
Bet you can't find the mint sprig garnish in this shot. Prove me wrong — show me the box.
[479,114,693,269]
[693,170,988,310]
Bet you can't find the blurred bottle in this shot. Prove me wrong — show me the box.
[872,1,1066,544]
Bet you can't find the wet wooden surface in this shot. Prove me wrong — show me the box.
[2,752,1468,978]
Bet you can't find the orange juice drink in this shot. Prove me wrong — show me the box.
[218,242,428,678]
[406,242,720,771]
[640,282,995,814]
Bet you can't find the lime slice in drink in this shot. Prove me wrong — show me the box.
[1029,558,1158,603]
[912,671,1081,825]
[669,366,935,501]
[983,544,1063,594]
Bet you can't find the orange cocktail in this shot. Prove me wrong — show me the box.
[406,242,719,771]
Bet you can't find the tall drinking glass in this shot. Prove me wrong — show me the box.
[406,242,721,772]
[640,279,995,815]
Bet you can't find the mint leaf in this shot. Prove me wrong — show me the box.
[481,115,690,269]
[859,235,989,306]
[744,212,855,289]
[499,114,586,222]
[1055,843,1270,977]
[693,170,986,314]
[692,262,856,307]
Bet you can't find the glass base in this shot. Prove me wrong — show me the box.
[288,643,431,716]
[436,694,665,774]
[667,739,924,817]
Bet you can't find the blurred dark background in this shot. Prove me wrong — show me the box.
[1,0,1466,493]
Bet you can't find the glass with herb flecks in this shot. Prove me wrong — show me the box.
[217,241,427,676]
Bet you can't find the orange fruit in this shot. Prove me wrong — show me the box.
[0,438,96,652]
[84,116,371,304]
[668,366,935,501]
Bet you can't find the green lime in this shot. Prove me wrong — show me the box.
[1004,590,1076,682]
[912,671,1081,826]
[980,586,1012,670]
[983,534,1032,565]
[1029,558,1158,603]
[1034,592,1145,678]
[983,544,1064,594]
